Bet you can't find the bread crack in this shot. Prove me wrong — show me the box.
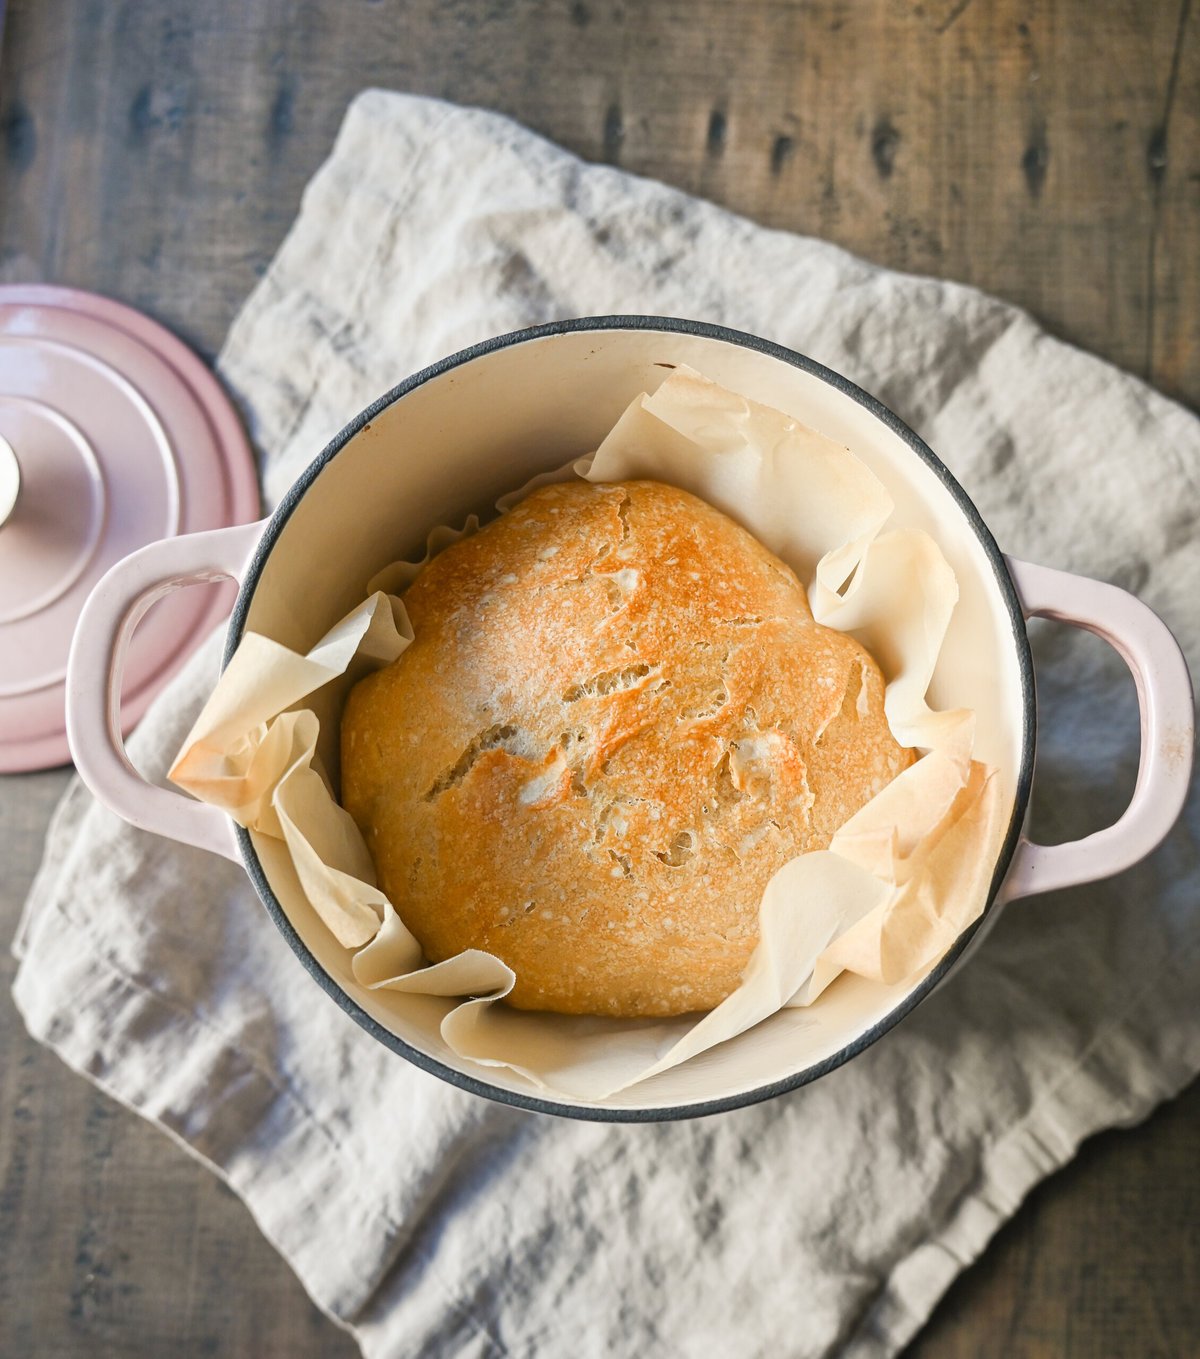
[589,794,639,845]
[556,536,617,591]
[681,679,729,721]
[713,749,746,806]
[616,489,631,544]
[813,658,868,746]
[681,647,732,721]
[424,723,522,800]
[601,577,624,611]
[563,663,653,703]
[654,829,696,868]
[608,849,633,877]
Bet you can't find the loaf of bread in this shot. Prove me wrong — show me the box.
[341,480,913,1018]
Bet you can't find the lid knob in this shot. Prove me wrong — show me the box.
[0,434,19,529]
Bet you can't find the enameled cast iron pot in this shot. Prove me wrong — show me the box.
[66,319,1195,1122]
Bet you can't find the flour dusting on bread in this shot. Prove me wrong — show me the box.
[341,479,913,1018]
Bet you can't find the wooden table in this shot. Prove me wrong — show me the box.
[1,1,1196,1354]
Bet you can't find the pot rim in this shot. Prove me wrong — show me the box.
[224,315,1037,1123]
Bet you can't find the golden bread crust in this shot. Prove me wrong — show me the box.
[341,480,912,1017]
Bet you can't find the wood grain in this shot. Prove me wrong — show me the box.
[2,0,1197,409]
[1,0,1196,1355]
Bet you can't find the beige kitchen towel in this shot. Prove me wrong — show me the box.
[13,91,1200,1358]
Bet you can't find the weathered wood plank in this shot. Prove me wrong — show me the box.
[1,0,1196,405]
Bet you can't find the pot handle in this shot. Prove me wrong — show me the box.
[66,520,269,862]
[1003,557,1194,899]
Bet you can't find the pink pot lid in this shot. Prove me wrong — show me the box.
[0,285,260,773]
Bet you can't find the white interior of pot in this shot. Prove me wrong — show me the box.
[241,327,1026,1113]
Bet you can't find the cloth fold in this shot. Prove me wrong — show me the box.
[14,91,1199,1359]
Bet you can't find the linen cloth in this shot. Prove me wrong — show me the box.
[13,91,1200,1358]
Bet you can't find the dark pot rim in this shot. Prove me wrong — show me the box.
[224,315,1036,1123]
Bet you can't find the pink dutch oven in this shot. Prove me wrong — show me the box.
[65,319,1195,1121]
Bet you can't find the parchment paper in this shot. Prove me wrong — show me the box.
[170,367,1004,1101]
